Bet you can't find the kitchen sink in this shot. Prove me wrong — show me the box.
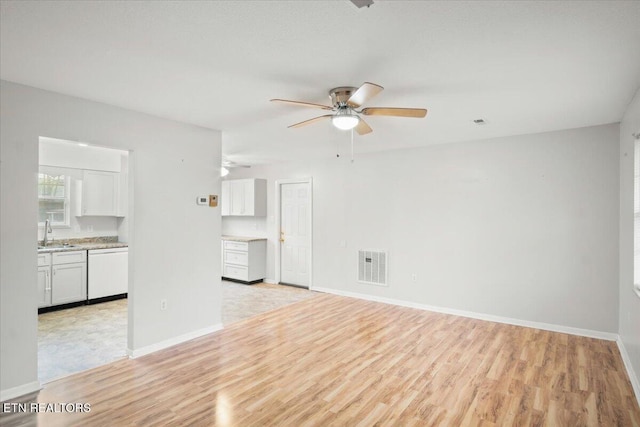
[38,244,78,249]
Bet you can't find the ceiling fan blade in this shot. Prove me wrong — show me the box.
[222,161,251,169]
[288,115,333,129]
[270,99,333,110]
[346,82,384,108]
[355,118,373,135]
[361,107,427,118]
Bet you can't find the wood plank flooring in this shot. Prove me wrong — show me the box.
[36,281,316,384]
[3,293,639,426]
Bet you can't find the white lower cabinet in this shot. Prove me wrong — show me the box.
[38,250,87,308]
[52,262,87,305]
[222,239,266,283]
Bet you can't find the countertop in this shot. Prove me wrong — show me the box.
[37,238,128,253]
[221,235,267,242]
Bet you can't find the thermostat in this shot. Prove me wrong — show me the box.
[196,196,208,205]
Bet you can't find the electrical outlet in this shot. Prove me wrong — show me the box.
[412,274,417,282]
[160,299,167,310]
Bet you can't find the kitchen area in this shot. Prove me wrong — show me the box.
[221,178,268,284]
[37,137,130,383]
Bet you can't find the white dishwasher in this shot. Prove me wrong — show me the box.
[88,247,128,300]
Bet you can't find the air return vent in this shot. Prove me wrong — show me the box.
[358,250,387,286]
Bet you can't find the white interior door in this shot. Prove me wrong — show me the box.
[280,182,310,287]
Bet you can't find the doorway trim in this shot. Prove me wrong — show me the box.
[275,177,313,289]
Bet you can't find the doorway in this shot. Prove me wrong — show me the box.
[37,137,132,383]
[276,178,312,288]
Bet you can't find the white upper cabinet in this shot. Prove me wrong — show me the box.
[78,170,119,216]
[221,179,267,217]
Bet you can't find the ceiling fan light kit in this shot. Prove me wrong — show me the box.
[271,82,427,136]
[332,112,359,131]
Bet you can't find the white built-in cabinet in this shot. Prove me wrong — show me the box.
[75,170,126,217]
[222,239,267,282]
[221,179,267,216]
[38,250,87,308]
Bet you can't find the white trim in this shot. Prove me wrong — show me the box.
[275,177,313,289]
[617,337,640,407]
[0,381,42,402]
[313,286,619,341]
[127,324,223,359]
[263,278,278,285]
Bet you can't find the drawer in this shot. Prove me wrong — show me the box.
[224,241,248,251]
[223,264,248,281]
[224,250,248,266]
[53,250,87,265]
[37,253,51,267]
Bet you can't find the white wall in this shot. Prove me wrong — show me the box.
[227,124,620,334]
[619,88,640,393]
[39,137,124,172]
[0,81,222,398]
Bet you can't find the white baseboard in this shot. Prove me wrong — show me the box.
[617,337,640,407]
[313,287,619,341]
[263,278,277,285]
[0,381,41,402]
[127,323,223,359]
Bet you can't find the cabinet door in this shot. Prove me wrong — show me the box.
[52,263,87,305]
[221,181,231,216]
[117,169,128,217]
[37,266,52,308]
[231,180,246,215]
[82,170,118,216]
[242,180,255,215]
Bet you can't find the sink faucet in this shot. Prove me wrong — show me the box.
[43,218,52,246]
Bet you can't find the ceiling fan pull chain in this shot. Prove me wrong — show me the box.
[351,129,355,163]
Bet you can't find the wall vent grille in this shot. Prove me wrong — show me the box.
[358,250,387,286]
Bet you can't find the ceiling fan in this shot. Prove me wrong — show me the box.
[270,82,427,135]
[221,159,250,177]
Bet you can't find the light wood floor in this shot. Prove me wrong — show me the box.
[36,281,315,384]
[4,293,639,426]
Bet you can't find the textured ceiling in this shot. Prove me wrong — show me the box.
[2,1,639,164]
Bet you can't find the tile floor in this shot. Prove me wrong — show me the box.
[38,281,317,383]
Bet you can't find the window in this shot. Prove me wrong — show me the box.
[38,172,70,227]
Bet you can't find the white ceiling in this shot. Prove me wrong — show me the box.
[2,1,639,165]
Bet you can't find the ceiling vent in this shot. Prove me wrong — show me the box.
[358,249,387,286]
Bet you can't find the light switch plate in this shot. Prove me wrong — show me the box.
[196,196,208,205]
